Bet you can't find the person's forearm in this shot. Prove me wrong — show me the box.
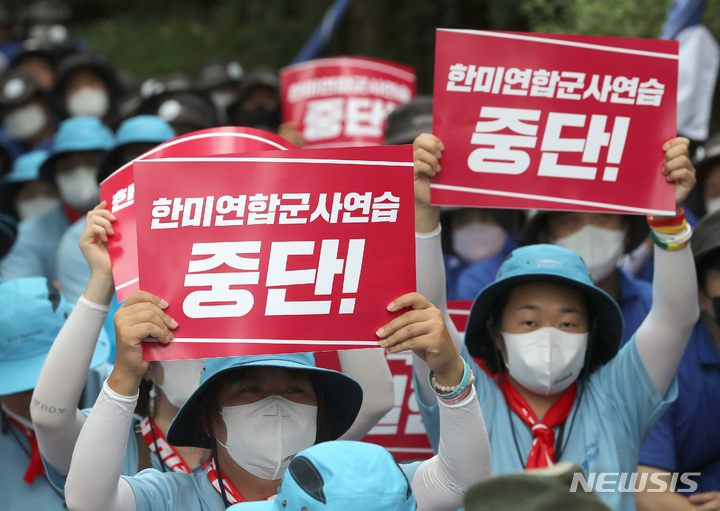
[337,348,394,440]
[636,244,699,394]
[31,296,110,475]
[415,203,440,234]
[413,227,463,406]
[65,381,138,511]
[635,466,695,511]
[412,386,492,511]
[83,271,115,306]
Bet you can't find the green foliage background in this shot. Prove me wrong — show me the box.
[8,0,720,134]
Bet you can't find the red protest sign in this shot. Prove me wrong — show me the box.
[281,57,417,148]
[431,30,678,215]
[100,127,297,302]
[133,146,415,360]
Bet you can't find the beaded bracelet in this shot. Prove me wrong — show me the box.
[647,208,685,228]
[428,358,475,400]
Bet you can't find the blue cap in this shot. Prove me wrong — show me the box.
[98,115,175,182]
[0,278,111,395]
[39,117,115,180]
[166,352,363,449]
[464,244,624,373]
[0,150,50,216]
[233,441,416,511]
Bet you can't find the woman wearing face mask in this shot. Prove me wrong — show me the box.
[0,117,114,281]
[53,52,124,124]
[410,133,699,511]
[0,70,56,152]
[64,286,491,511]
[447,207,524,301]
[31,203,209,497]
[0,150,61,221]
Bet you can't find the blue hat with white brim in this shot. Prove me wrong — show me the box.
[167,352,363,449]
[228,441,416,511]
[0,277,111,395]
[464,244,624,374]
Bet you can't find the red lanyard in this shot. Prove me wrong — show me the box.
[6,415,45,484]
[140,416,193,474]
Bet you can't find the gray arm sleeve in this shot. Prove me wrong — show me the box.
[65,381,137,511]
[338,348,395,440]
[413,226,464,407]
[412,386,492,511]
[31,297,109,475]
[636,244,699,395]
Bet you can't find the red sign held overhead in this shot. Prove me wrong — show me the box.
[431,30,678,215]
[281,57,417,148]
[133,146,416,360]
[100,127,297,302]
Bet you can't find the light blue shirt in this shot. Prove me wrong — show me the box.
[123,454,422,511]
[56,217,90,304]
[0,203,70,281]
[416,335,677,511]
[45,412,205,496]
[0,419,66,510]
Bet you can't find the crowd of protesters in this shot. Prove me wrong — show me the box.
[0,1,719,511]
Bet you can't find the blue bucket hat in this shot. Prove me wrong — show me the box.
[97,115,175,183]
[0,277,111,395]
[39,116,114,181]
[233,441,417,511]
[0,150,50,217]
[464,244,624,374]
[166,352,363,449]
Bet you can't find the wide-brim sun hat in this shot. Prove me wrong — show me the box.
[518,211,649,254]
[0,149,50,218]
[167,352,363,449]
[233,441,416,511]
[38,116,115,180]
[690,209,720,265]
[464,244,624,373]
[383,95,432,146]
[0,277,110,395]
[97,115,175,182]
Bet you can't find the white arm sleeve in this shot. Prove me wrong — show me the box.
[337,348,395,440]
[31,296,109,475]
[413,226,464,406]
[412,386,492,511]
[636,244,699,395]
[65,380,137,511]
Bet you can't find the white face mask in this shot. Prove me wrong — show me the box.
[3,104,47,142]
[552,224,626,282]
[706,196,720,215]
[16,196,61,221]
[55,165,100,210]
[66,87,110,118]
[210,90,237,111]
[452,222,508,265]
[502,328,588,396]
[155,359,204,408]
[217,396,317,480]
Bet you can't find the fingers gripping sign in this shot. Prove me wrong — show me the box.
[109,291,179,396]
[661,137,697,208]
[376,292,465,388]
[413,133,445,233]
[79,201,117,277]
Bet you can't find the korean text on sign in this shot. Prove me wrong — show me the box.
[281,57,417,148]
[431,30,678,215]
[133,146,416,361]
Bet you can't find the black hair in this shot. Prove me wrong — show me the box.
[197,367,333,448]
[696,250,720,294]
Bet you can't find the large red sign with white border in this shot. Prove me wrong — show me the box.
[281,57,417,148]
[431,30,678,215]
[133,146,415,360]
